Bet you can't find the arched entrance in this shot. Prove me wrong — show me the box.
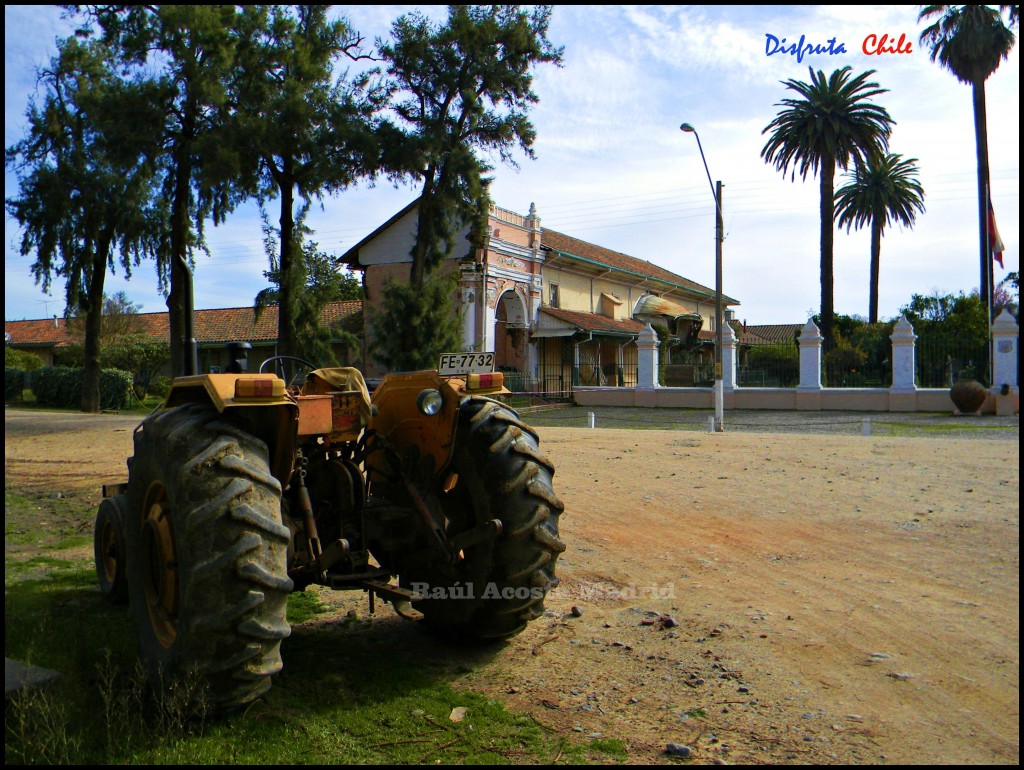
[494,289,529,373]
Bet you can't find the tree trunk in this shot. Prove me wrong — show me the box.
[410,169,436,291]
[819,160,836,349]
[168,100,197,378]
[81,239,111,413]
[168,187,190,377]
[277,160,296,370]
[869,218,882,324]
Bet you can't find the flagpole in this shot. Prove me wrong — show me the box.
[985,182,994,389]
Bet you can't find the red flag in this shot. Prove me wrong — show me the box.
[988,197,1005,269]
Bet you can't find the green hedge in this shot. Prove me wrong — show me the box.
[5,368,26,402]
[4,348,44,371]
[30,366,134,410]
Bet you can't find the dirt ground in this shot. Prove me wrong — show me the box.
[4,408,1019,765]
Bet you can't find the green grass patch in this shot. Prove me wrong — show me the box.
[589,737,628,758]
[880,420,1017,437]
[4,489,96,555]
[285,589,332,624]
[4,536,606,765]
[3,392,162,415]
[4,555,93,583]
[5,563,595,764]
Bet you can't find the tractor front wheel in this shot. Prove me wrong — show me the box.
[402,397,565,641]
[124,402,292,710]
[94,494,129,604]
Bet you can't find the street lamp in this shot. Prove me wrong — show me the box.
[680,122,724,432]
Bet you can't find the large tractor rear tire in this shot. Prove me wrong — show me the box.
[124,402,292,710]
[404,397,565,641]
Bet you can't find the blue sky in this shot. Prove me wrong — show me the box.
[5,5,1020,326]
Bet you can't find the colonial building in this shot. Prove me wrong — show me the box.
[340,199,739,391]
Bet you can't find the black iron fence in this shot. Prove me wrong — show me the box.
[517,333,998,394]
[915,334,988,388]
[662,363,714,387]
[738,342,800,387]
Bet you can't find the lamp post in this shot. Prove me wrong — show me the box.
[680,122,724,432]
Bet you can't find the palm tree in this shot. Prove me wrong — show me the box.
[835,153,926,323]
[919,5,1017,317]
[761,67,894,347]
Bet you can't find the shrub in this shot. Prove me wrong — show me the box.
[5,368,26,402]
[31,367,134,410]
[4,348,45,371]
[148,375,172,399]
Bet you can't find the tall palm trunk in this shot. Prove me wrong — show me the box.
[972,77,991,317]
[819,159,836,348]
[869,217,883,324]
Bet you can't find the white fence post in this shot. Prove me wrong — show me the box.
[991,309,1019,416]
[798,319,823,390]
[890,314,917,391]
[721,320,738,390]
[637,323,659,389]
[992,308,1019,390]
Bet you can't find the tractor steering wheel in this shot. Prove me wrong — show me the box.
[258,355,318,387]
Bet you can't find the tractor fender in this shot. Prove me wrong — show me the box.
[156,374,299,487]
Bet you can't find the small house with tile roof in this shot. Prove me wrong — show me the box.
[4,301,362,373]
[739,323,802,346]
[339,199,739,391]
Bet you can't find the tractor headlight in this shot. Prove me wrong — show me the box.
[417,388,444,416]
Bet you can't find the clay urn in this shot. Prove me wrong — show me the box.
[950,379,987,414]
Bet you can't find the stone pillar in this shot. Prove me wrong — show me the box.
[798,320,822,390]
[991,309,1019,416]
[637,323,659,389]
[991,308,1019,389]
[890,314,917,390]
[721,319,738,390]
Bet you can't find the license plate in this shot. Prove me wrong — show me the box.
[438,352,495,376]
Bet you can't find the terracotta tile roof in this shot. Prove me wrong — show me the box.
[4,317,73,347]
[538,307,647,336]
[5,301,363,347]
[740,324,801,345]
[540,229,739,305]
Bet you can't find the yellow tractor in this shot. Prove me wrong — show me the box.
[94,337,564,711]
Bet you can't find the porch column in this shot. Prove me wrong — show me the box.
[637,323,659,389]
[460,285,477,351]
[890,314,917,390]
[798,320,822,390]
[721,319,738,390]
[483,301,496,353]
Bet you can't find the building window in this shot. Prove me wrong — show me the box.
[549,282,560,308]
